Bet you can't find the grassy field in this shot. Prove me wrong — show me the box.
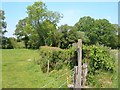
[2,49,70,88]
[1,49,118,88]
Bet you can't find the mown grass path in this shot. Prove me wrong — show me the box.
[2,49,69,88]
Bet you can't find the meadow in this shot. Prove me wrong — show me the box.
[1,1,119,89]
[2,49,118,88]
[2,49,70,88]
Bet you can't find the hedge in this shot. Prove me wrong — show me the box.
[37,45,115,74]
[37,46,75,73]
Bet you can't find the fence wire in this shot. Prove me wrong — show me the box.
[58,73,74,88]
[42,68,74,88]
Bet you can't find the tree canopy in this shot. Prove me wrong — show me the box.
[75,16,118,48]
[14,2,63,49]
[1,2,118,49]
[0,10,7,48]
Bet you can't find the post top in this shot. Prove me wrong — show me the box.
[78,39,82,42]
[78,39,82,48]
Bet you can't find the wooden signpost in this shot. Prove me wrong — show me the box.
[73,39,82,88]
[73,39,88,89]
[77,39,82,88]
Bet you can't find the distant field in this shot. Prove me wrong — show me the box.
[2,49,69,88]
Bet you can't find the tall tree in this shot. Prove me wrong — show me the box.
[118,26,120,48]
[58,24,84,49]
[114,24,120,48]
[39,20,61,46]
[14,17,32,48]
[58,24,72,48]
[75,16,118,48]
[15,1,63,48]
[0,10,7,48]
[75,16,95,44]
[93,19,117,48]
[26,2,62,46]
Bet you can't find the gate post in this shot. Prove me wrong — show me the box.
[73,39,82,89]
[77,39,82,88]
[74,66,78,88]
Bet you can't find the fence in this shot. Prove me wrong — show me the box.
[41,68,74,88]
[41,39,88,88]
[73,39,88,88]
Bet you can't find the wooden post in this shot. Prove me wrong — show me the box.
[82,62,88,87]
[77,39,82,88]
[73,39,82,89]
[74,66,78,88]
[47,60,49,73]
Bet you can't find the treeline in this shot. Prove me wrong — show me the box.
[0,2,120,49]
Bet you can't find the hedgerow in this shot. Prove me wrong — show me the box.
[37,45,115,75]
[37,46,75,73]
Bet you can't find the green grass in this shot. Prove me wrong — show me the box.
[110,49,119,88]
[1,49,118,88]
[2,49,70,88]
[89,70,118,88]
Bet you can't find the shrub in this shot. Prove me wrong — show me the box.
[16,41,25,49]
[83,45,115,75]
[83,45,116,87]
[37,46,75,73]
[7,37,25,49]
[38,44,115,75]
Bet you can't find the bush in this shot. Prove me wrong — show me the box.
[16,41,25,49]
[7,37,25,49]
[38,44,115,75]
[83,45,115,75]
[83,45,116,87]
[37,46,75,73]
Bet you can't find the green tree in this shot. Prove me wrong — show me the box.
[75,16,118,48]
[39,20,61,46]
[115,24,120,49]
[0,10,7,48]
[6,37,25,49]
[75,16,95,44]
[58,24,84,48]
[118,27,120,48]
[27,2,62,46]
[15,2,62,49]
[94,19,117,48]
[14,18,30,48]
